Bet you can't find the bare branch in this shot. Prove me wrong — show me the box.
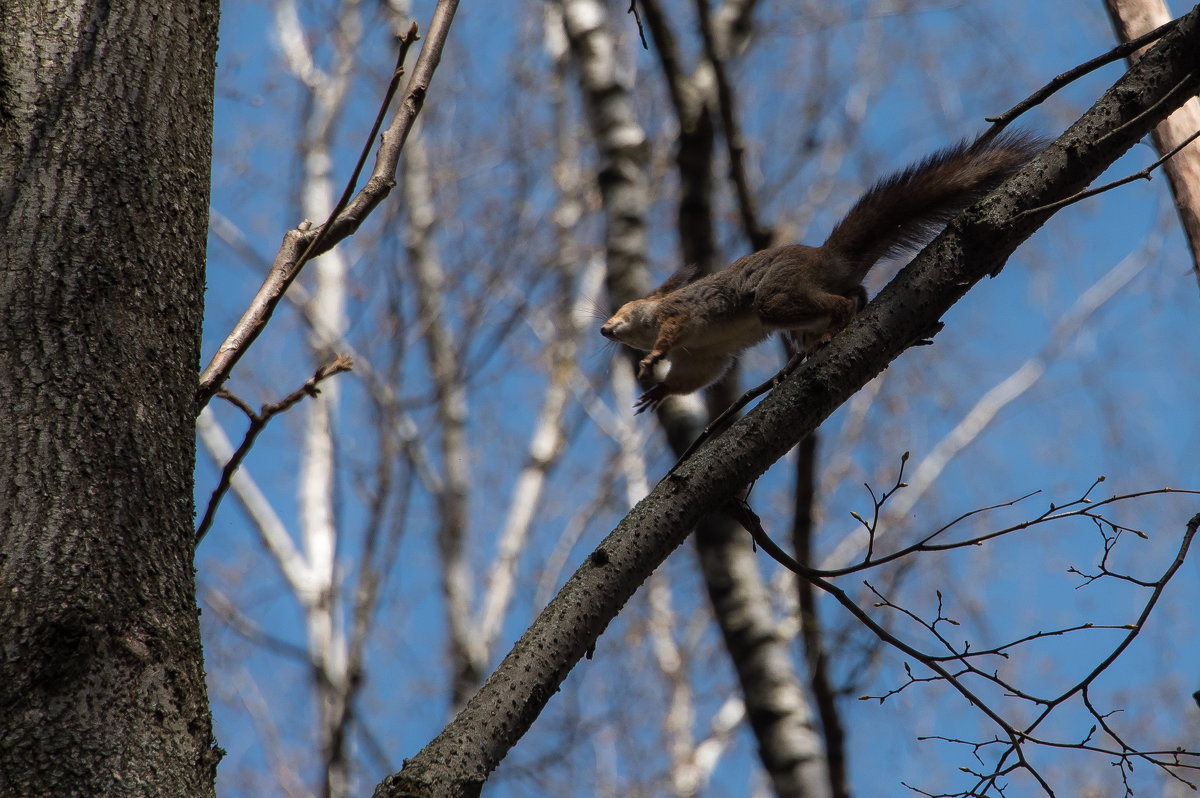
[401,121,477,707]
[1011,121,1200,222]
[198,1,459,405]
[792,433,850,798]
[195,357,353,545]
[983,14,1180,130]
[737,494,1200,796]
[557,0,651,305]
[233,669,312,798]
[477,260,605,661]
[695,0,772,250]
[196,409,309,588]
[821,244,1157,571]
[626,0,649,49]
[202,586,313,663]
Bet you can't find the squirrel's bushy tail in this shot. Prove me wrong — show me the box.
[823,130,1045,272]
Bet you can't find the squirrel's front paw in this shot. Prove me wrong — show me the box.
[638,350,665,379]
[633,384,669,414]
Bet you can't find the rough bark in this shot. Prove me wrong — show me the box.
[0,2,220,796]
[374,7,1200,794]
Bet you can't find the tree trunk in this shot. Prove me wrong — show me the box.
[0,3,221,796]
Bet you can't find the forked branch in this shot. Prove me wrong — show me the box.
[195,356,353,544]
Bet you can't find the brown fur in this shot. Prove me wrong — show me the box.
[600,131,1045,412]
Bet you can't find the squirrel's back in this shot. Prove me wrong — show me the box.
[822,130,1045,290]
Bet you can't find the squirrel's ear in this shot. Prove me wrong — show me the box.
[649,264,698,297]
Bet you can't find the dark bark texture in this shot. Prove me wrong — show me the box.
[0,2,220,796]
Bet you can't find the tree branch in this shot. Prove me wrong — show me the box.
[983,14,1179,130]
[195,356,353,545]
[197,1,459,406]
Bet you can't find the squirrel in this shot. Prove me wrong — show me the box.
[601,130,1044,413]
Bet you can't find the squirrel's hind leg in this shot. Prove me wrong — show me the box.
[753,287,861,349]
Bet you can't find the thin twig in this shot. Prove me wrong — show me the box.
[195,356,353,544]
[660,351,803,483]
[983,16,1180,132]
[729,497,1200,796]
[834,482,1196,578]
[976,513,1200,796]
[637,0,688,117]
[627,1,649,49]
[298,23,421,268]
[1011,125,1200,222]
[724,497,1032,743]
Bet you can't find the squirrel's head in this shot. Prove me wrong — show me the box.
[600,298,660,351]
